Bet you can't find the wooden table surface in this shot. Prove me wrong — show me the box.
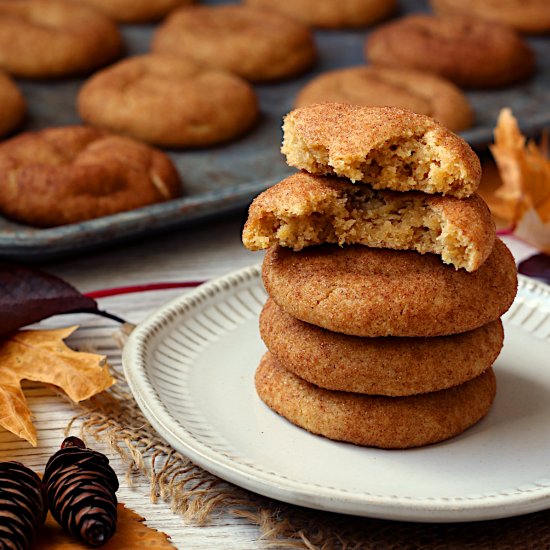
[0,213,540,549]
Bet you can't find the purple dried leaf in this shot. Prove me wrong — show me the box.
[518,253,550,284]
[0,263,125,337]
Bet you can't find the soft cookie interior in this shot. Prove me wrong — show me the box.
[283,122,474,198]
[243,176,494,272]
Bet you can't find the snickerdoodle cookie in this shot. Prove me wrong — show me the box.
[255,353,496,449]
[78,55,259,148]
[0,0,123,78]
[0,72,25,138]
[242,172,494,271]
[152,5,316,82]
[244,0,396,29]
[282,104,481,198]
[72,0,194,23]
[295,66,474,132]
[0,126,181,227]
[366,14,534,88]
[260,299,503,396]
[262,238,517,337]
[431,0,550,34]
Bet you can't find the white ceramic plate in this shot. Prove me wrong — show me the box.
[123,267,550,522]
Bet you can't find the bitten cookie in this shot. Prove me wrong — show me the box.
[431,0,550,34]
[152,5,316,82]
[282,104,481,198]
[262,238,517,337]
[0,72,25,138]
[260,299,504,396]
[0,126,182,227]
[365,14,534,88]
[0,0,123,78]
[255,353,496,449]
[244,0,396,29]
[78,55,259,148]
[242,172,495,272]
[71,0,195,23]
[295,66,474,132]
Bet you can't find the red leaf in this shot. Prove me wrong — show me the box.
[0,263,124,337]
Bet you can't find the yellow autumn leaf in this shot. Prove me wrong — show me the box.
[34,504,176,549]
[489,108,550,223]
[0,326,114,446]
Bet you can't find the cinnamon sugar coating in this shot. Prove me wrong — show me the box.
[255,353,496,449]
[261,299,503,396]
[366,14,534,88]
[243,172,495,271]
[0,0,122,78]
[78,55,259,148]
[152,5,316,82]
[282,104,481,198]
[262,238,517,337]
[0,126,182,227]
[295,66,473,132]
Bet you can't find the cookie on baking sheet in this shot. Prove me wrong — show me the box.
[295,66,473,133]
[152,5,316,82]
[0,126,182,227]
[255,353,496,449]
[281,104,481,198]
[242,172,495,272]
[262,238,517,337]
[0,0,122,78]
[78,55,259,148]
[0,72,25,138]
[260,299,504,396]
[431,0,550,34]
[72,0,195,23]
[365,14,534,88]
[244,0,396,29]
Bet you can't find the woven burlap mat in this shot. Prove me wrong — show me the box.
[71,330,549,550]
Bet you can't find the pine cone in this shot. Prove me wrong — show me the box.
[0,461,47,550]
[43,436,119,547]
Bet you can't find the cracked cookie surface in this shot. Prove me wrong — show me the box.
[78,54,259,148]
[295,66,473,132]
[0,126,182,227]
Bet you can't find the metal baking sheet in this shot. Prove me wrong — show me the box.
[1,0,550,260]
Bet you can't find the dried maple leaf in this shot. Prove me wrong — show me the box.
[0,326,114,446]
[489,109,550,252]
[34,503,176,549]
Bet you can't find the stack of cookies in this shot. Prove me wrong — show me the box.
[242,103,518,449]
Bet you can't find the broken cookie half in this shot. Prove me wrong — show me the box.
[242,172,495,272]
[281,103,481,198]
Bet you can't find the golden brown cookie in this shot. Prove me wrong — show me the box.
[262,238,517,337]
[282,104,481,198]
[255,353,496,449]
[260,299,504,396]
[365,14,535,88]
[244,0,396,29]
[0,72,25,138]
[242,172,495,272]
[431,0,550,34]
[295,66,474,133]
[78,54,259,148]
[152,5,316,82]
[71,0,195,23]
[0,126,182,227]
[0,0,123,78]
